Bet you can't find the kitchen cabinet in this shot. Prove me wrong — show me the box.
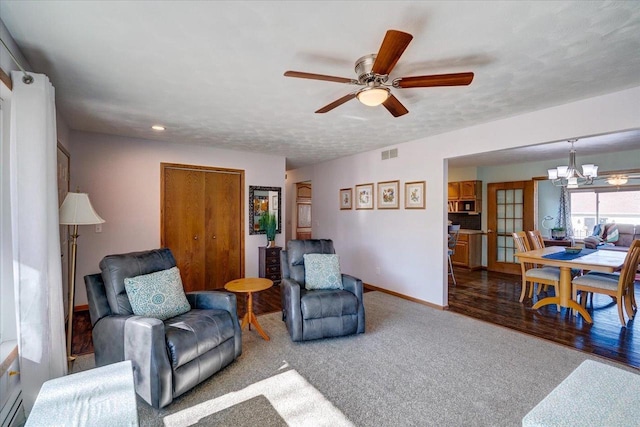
[448,180,482,213]
[460,180,480,198]
[448,182,460,200]
[451,231,482,270]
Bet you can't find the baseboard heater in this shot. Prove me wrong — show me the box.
[1,389,24,427]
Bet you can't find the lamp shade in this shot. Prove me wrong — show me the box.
[356,87,390,107]
[59,192,105,225]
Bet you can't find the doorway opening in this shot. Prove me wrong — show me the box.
[295,182,312,239]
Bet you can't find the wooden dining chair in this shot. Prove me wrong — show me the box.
[572,239,640,326]
[527,229,552,293]
[527,229,581,296]
[513,231,561,304]
[527,229,545,250]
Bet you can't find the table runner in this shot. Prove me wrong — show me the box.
[542,248,597,261]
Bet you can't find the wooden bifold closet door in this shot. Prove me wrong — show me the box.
[161,163,244,292]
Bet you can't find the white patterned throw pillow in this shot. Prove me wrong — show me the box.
[124,266,191,320]
[303,254,343,290]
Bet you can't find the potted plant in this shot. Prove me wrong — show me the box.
[259,212,277,247]
[551,227,566,240]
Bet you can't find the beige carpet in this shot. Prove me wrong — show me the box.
[73,291,637,426]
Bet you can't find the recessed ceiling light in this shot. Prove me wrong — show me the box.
[151,125,165,131]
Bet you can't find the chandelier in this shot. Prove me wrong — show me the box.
[547,139,598,188]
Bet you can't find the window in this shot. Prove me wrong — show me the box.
[570,187,640,238]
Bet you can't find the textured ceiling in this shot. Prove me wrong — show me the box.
[2,1,640,169]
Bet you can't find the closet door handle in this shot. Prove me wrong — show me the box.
[194,235,198,240]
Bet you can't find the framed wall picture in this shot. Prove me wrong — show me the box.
[355,183,374,210]
[340,188,352,210]
[377,180,400,209]
[405,181,426,209]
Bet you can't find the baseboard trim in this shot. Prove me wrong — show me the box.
[74,304,89,312]
[364,283,446,310]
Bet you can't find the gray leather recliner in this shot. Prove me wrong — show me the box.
[84,248,241,408]
[281,239,365,341]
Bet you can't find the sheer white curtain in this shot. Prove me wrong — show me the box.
[9,71,67,413]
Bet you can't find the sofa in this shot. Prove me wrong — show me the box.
[84,248,241,408]
[583,223,639,251]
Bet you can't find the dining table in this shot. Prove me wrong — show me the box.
[515,246,627,323]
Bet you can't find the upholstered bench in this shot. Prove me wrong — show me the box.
[522,359,640,426]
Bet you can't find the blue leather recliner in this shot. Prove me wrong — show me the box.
[84,248,241,408]
[280,239,365,341]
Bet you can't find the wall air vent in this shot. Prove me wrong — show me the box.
[381,148,398,160]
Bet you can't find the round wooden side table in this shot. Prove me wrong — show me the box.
[224,277,273,341]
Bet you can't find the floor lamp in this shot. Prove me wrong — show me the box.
[59,192,105,369]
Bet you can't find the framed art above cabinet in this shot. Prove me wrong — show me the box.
[249,185,281,235]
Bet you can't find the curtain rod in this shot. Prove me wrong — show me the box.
[0,37,33,84]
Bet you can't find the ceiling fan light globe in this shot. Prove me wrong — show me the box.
[607,176,628,186]
[356,87,390,107]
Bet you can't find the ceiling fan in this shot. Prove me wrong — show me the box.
[284,29,474,117]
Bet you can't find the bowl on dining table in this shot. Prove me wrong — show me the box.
[564,247,582,254]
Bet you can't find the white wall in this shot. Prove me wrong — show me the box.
[70,131,286,306]
[448,167,478,182]
[288,86,640,307]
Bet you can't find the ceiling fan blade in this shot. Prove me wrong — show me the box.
[284,71,357,84]
[395,72,474,88]
[372,30,413,75]
[315,93,357,114]
[382,94,409,117]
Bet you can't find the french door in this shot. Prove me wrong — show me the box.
[487,181,534,274]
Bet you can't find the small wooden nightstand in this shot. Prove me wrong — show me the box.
[259,246,281,284]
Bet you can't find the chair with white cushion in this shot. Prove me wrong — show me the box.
[572,239,640,326]
[513,231,560,304]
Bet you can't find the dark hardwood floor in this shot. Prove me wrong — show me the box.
[448,268,640,370]
[73,272,640,371]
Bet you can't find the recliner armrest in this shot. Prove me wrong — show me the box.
[187,291,236,312]
[92,314,133,367]
[84,273,111,326]
[281,278,303,341]
[124,316,173,409]
[341,273,365,334]
[186,291,242,358]
[341,273,363,297]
